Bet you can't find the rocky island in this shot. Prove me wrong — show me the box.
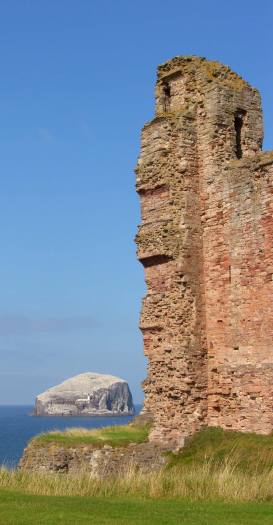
[34,372,134,416]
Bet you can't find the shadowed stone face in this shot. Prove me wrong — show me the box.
[136,56,273,449]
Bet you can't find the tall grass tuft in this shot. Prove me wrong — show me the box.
[1,458,273,502]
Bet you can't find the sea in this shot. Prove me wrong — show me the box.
[0,405,142,468]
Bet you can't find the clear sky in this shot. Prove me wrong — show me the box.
[0,0,272,404]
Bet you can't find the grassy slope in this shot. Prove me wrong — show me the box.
[34,423,150,448]
[0,491,273,525]
[168,427,273,471]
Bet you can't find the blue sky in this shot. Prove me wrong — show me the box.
[0,0,272,404]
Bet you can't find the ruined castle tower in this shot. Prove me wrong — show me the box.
[135,56,273,448]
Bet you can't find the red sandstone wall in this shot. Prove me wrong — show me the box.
[204,154,273,432]
[136,56,273,447]
[136,61,208,448]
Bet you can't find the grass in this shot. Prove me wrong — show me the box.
[33,422,150,448]
[7,426,273,503]
[12,426,273,502]
[2,460,273,502]
[168,427,273,472]
[3,426,273,523]
[0,491,273,525]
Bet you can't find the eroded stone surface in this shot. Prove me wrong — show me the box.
[136,56,273,448]
[19,441,166,476]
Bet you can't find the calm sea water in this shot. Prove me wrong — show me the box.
[0,405,142,468]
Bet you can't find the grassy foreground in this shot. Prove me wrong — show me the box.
[0,491,273,525]
[3,426,273,523]
[2,461,273,502]
[6,426,273,502]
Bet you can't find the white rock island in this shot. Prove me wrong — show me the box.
[34,372,134,416]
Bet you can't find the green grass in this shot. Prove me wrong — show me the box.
[168,427,273,472]
[33,423,150,448]
[0,491,273,525]
[3,425,273,524]
[2,460,273,502]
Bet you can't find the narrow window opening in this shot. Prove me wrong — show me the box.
[228,265,231,283]
[234,110,246,159]
[161,81,171,112]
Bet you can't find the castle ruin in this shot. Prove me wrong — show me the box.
[135,56,273,448]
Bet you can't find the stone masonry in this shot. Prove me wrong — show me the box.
[19,441,165,476]
[135,56,273,448]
